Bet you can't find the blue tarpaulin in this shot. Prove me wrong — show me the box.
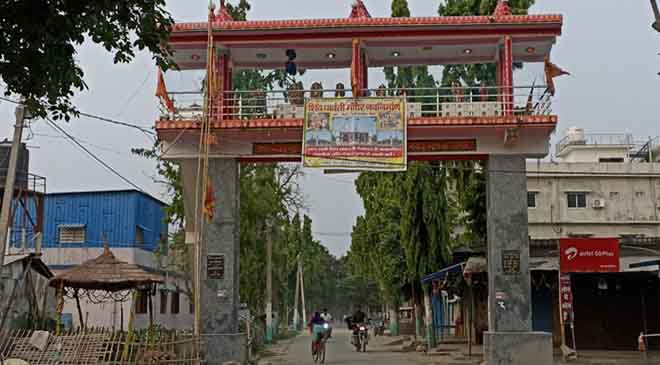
[420,262,465,284]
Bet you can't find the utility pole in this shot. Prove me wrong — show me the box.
[0,100,26,267]
[293,253,300,330]
[265,223,273,343]
[298,212,307,326]
[300,257,307,326]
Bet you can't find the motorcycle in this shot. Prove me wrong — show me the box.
[352,323,369,352]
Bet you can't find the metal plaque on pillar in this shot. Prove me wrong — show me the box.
[207,254,225,280]
[501,250,521,274]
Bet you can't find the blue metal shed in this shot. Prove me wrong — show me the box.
[42,190,168,252]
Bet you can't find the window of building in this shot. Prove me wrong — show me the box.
[171,291,180,314]
[135,226,145,246]
[527,192,537,208]
[136,290,149,314]
[635,191,646,198]
[599,157,624,163]
[160,290,168,314]
[58,225,86,244]
[567,192,587,208]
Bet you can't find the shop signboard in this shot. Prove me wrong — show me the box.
[559,237,620,273]
[559,273,574,323]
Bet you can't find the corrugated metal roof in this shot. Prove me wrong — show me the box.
[46,189,168,207]
[43,190,167,251]
[3,253,53,279]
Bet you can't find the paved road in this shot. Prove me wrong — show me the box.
[271,328,427,365]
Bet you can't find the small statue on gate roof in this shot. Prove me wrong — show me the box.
[492,0,512,17]
[215,0,234,22]
[350,0,372,19]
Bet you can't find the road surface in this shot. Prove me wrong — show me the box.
[271,328,427,365]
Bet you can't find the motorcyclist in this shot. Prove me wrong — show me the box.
[351,306,367,342]
[352,306,366,326]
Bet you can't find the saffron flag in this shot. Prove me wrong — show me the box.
[544,57,570,96]
[155,69,176,112]
[203,177,215,222]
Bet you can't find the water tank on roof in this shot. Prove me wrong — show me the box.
[0,140,29,191]
[565,127,585,145]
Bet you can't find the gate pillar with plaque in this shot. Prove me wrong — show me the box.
[200,158,246,364]
[484,155,552,365]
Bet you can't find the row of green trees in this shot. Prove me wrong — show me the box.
[347,0,535,338]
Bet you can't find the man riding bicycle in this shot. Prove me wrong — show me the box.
[321,308,333,338]
[309,312,329,355]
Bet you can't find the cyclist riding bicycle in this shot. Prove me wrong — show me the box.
[321,308,333,338]
[309,312,328,355]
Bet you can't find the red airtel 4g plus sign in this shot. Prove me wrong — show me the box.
[559,238,620,273]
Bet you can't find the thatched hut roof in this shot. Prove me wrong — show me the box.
[49,246,164,292]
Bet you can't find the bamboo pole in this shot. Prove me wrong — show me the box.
[121,290,138,362]
[74,289,84,330]
[55,282,64,335]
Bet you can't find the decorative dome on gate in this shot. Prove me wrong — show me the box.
[493,0,512,17]
[349,0,372,19]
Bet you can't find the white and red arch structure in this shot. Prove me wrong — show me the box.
[156,0,562,163]
[157,2,564,364]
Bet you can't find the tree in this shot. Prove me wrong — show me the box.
[0,1,175,119]
[383,0,438,116]
[399,163,452,285]
[438,0,536,87]
[435,0,537,245]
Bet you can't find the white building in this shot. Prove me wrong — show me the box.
[527,128,660,240]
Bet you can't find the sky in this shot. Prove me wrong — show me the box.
[1,0,659,257]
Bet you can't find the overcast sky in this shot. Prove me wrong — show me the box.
[1,0,659,256]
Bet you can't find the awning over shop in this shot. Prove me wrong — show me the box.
[421,262,465,284]
[462,255,660,274]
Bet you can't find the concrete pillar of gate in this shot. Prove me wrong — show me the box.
[200,158,246,364]
[484,155,552,365]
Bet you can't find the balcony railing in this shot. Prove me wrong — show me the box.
[161,85,552,122]
[556,133,635,156]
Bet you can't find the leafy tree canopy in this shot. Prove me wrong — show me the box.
[438,0,536,87]
[0,0,175,120]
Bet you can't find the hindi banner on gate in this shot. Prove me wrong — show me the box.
[303,98,407,171]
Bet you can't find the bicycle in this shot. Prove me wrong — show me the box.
[312,324,329,364]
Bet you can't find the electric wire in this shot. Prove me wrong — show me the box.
[44,117,147,193]
[114,71,152,118]
[31,132,126,156]
[0,95,155,137]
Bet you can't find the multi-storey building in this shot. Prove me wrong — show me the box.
[526,129,660,350]
[528,129,660,240]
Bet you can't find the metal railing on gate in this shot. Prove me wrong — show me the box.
[161,85,552,122]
